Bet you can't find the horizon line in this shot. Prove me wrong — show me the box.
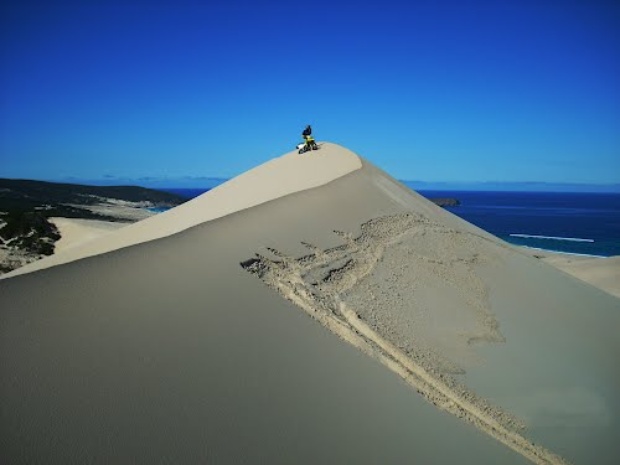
[2,176,620,193]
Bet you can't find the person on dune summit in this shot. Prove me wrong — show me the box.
[302,125,312,139]
[301,125,318,151]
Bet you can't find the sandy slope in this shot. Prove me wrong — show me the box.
[238,164,620,465]
[48,217,620,299]
[2,143,361,279]
[49,218,128,253]
[1,144,618,464]
[539,254,620,299]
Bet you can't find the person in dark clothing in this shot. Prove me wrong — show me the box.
[301,125,317,151]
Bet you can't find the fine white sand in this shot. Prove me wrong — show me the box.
[46,221,620,301]
[22,203,620,303]
[539,253,620,299]
[49,218,127,253]
[1,144,618,465]
[2,143,361,279]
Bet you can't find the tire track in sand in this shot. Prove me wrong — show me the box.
[241,213,570,465]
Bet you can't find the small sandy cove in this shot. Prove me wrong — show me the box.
[1,143,618,465]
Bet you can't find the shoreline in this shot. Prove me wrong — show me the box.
[527,249,608,258]
[520,246,620,299]
[519,245,609,259]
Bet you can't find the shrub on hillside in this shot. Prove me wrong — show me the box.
[0,211,60,255]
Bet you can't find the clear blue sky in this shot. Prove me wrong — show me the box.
[2,0,619,188]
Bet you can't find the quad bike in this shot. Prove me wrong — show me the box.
[297,137,319,154]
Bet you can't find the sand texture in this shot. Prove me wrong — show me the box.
[539,254,620,299]
[1,143,361,279]
[49,217,128,253]
[2,144,619,464]
[241,213,569,465]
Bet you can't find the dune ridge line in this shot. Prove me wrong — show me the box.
[2,143,362,278]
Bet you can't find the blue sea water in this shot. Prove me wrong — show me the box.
[147,206,171,213]
[159,188,212,199]
[418,190,620,257]
[157,187,620,257]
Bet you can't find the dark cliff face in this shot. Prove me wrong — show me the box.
[429,198,461,208]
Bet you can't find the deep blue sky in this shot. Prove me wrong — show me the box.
[2,0,619,188]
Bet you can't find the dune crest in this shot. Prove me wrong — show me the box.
[3,143,361,278]
[2,144,618,464]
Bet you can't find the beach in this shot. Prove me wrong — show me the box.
[1,143,618,464]
[537,253,620,299]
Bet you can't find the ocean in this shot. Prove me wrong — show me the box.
[419,190,620,257]
[158,188,620,258]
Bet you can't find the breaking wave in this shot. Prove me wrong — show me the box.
[509,234,594,243]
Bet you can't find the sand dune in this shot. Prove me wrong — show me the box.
[48,219,620,303]
[538,254,620,299]
[2,143,361,279]
[49,217,128,253]
[1,144,618,464]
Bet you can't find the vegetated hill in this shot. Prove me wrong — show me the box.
[0,178,186,217]
[0,179,188,273]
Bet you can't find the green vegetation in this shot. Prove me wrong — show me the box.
[0,178,188,273]
[0,211,60,255]
[0,178,185,213]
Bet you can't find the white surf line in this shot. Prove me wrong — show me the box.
[520,246,607,258]
[509,234,594,243]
